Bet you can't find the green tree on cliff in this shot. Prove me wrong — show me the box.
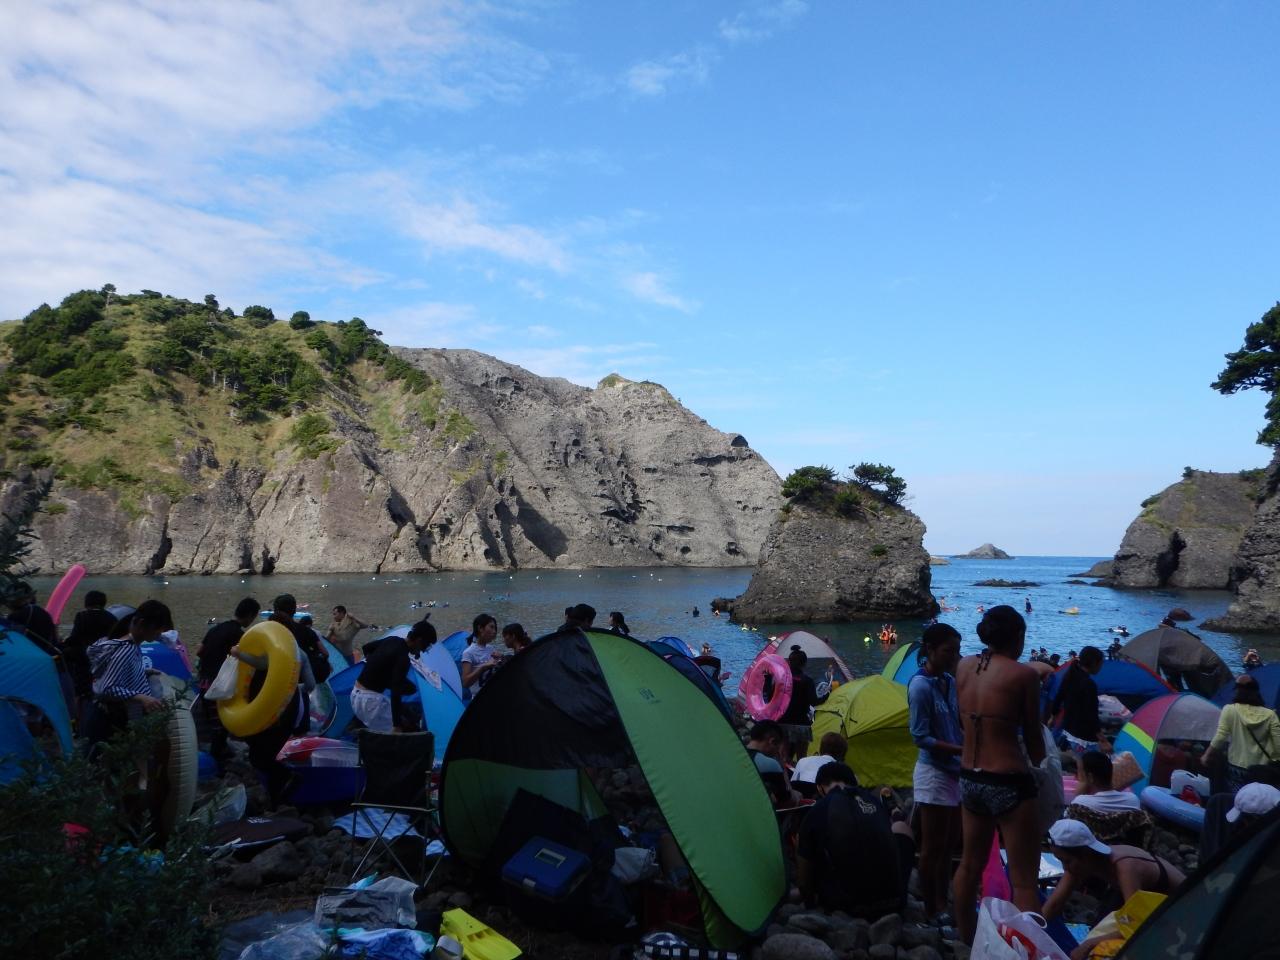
[849,462,907,505]
[1213,301,1280,446]
[781,465,836,501]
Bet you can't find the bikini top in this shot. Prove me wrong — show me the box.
[1112,853,1172,893]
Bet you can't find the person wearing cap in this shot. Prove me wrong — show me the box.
[1227,781,1280,831]
[351,620,434,732]
[1202,673,1280,792]
[1042,819,1184,924]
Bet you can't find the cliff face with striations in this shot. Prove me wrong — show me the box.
[1204,452,1280,632]
[1,353,780,574]
[729,492,938,623]
[1109,469,1261,589]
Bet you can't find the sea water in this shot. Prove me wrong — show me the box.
[26,556,1277,685]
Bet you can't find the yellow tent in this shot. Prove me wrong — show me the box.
[809,674,915,787]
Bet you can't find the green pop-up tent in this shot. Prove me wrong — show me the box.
[439,628,784,947]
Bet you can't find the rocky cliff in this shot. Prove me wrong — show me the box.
[2,343,778,576]
[1109,469,1261,589]
[729,491,938,623]
[1204,453,1280,632]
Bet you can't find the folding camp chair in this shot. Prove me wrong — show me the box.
[347,730,441,888]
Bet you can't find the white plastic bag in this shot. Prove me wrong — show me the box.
[611,846,659,884]
[972,898,1070,960]
[205,657,240,701]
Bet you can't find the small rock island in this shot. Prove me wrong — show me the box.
[730,465,938,623]
[957,543,1013,559]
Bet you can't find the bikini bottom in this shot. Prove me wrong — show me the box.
[959,768,1038,818]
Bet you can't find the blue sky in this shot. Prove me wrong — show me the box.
[2,1,1277,555]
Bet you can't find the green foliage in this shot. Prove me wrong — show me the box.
[203,294,219,310]
[1140,494,1161,509]
[242,305,275,328]
[870,543,889,557]
[441,409,475,444]
[850,462,907,505]
[833,485,863,517]
[62,456,141,490]
[0,709,217,959]
[289,310,314,330]
[1213,302,1280,446]
[303,327,339,366]
[781,465,836,500]
[43,502,68,516]
[493,449,510,475]
[289,412,339,459]
[3,291,138,402]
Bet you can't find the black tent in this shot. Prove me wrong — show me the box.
[1119,809,1280,958]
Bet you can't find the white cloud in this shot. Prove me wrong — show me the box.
[622,271,697,312]
[718,0,809,44]
[0,0,555,316]
[525,324,558,339]
[365,301,492,348]
[403,198,569,272]
[623,47,716,97]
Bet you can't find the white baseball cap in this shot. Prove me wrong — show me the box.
[1227,783,1280,823]
[1049,818,1111,855]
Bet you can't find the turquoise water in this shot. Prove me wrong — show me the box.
[26,556,1276,685]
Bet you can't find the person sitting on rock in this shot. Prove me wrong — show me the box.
[791,731,848,799]
[1042,819,1184,926]
[796,763,914,920]
[1065,751,1152,846]
[745,720,796,807]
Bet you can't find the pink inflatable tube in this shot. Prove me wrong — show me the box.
[740,654,793,721]
[46,563,86,625]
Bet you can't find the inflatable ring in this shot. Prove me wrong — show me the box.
[155,704,198,836]
[740,654,793,721]
[217,620,300,737]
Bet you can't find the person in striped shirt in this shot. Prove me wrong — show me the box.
[86,599,169,742]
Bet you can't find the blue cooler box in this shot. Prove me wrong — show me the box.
[501,836,590,900]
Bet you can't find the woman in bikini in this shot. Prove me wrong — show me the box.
[952,605,1046,944]
[1043,818,1183,957]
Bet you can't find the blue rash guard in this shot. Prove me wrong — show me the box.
[907,668,962,773]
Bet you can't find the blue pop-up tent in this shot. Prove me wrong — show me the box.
[1216,663,1280,710]
[647,639,734,722]
[441,630,469,664]
[0,626,74,783]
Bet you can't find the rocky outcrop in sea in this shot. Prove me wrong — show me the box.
[1,355,780,574]
[1109,469,1259,589]
[957,543,1012,559]
[729,493,938,623]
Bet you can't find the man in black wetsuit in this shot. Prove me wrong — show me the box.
[351,619,435,732]
[196,597,260,760]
